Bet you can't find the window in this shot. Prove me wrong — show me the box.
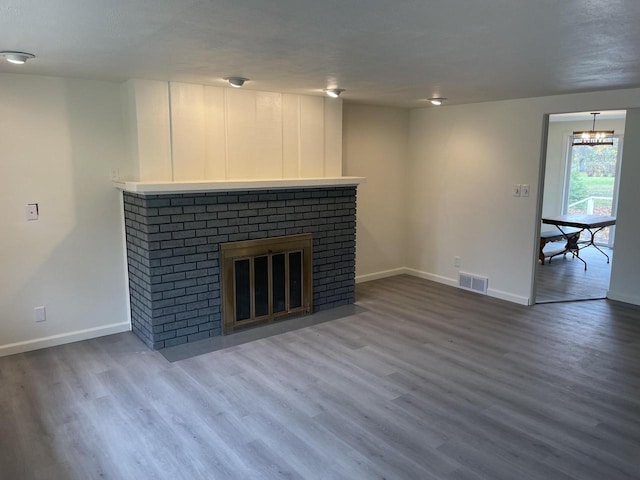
[563,135,623,246]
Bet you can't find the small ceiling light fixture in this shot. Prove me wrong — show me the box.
[324,88,345,98]
[572,112,614,147]
[225,77,248,88]
[1,51,35,64]
[428,97,446,106]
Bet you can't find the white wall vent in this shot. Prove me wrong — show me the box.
[458,272,488,295]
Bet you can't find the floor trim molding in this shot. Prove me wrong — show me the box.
[359,267,530,305]
[0,322,131,357]
[607,290,640,306]
[403,268,458,287]
[355,268,407,283]
[487,288,530,306]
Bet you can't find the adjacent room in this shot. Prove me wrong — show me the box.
[536,110,626,303]
[2,1,640,479]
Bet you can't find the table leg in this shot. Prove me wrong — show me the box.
[552,225,587,270]
[581,227,611,263]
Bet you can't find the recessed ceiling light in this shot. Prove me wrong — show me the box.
[225,77,248,88]
[1,51,35,64]
[428,97,446,106]
[324,88,345,98]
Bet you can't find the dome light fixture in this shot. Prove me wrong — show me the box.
[225,77,248,88]
[1,51,35,64]
[428,97,446,106]
[324,88,345,98]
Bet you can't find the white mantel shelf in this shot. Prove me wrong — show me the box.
[114,177,366,195]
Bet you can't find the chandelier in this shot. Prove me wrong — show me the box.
[572,112,614,147]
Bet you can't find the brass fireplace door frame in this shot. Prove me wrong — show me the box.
[220,234,313,334]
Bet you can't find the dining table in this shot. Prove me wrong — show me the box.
[541,214,616,270]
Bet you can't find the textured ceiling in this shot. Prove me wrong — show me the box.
[1,0,639,107]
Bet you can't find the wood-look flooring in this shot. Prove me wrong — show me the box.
[536,245,613,303]
[1,275,640,479]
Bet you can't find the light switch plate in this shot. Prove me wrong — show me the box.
[512,184,521,197]
[25,203,39,220]
[521,184,530,197]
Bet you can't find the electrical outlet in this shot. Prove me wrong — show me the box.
[512,184,521,197]
[521,184,530,197]
[110,168,120,181]
[25,203,39,220]
[34,306,46,322]
[454,256,461,268]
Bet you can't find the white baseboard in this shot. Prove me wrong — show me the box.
[487,288,530,306]
[606,290,640,306]
[355,268,407,284]
[402,268,458,287]
[357,267,530,306]
[0,321,131,358]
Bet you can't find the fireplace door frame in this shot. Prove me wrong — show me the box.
[220,234,313,334]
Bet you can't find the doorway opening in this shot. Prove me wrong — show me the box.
[535,110,625,303]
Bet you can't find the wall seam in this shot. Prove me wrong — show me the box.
[167,82,175,181]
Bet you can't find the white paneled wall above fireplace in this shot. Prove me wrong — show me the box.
[122,79,342,182]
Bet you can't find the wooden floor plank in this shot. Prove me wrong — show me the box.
[1,274,639,479]
[536,245,613,302]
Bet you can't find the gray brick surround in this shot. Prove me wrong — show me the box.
[123,187,357,349]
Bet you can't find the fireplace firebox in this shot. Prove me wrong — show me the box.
[221,234,313,333]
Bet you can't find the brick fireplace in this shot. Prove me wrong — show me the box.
[122,185,358,349]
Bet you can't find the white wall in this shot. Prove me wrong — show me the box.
[342,104,409,281]
[3,74,639,358]
[123,80,343,182]
[0,73,130,356]
[609,108,640,305]
[407,88,640,305]
[543,117,625,217]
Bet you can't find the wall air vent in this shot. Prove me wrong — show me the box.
[458,272,488,295]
